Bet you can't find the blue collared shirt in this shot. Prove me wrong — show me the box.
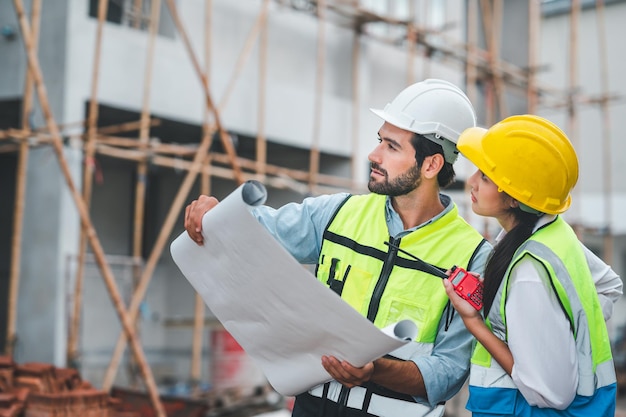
[252,192,492,405]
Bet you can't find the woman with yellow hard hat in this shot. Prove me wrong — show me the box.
[443,114,621,416]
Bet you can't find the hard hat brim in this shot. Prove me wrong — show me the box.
[370,108,410,133]
[457,127,489,171]
[370,107,459,141]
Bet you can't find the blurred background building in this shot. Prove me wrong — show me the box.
[0,0,625,415]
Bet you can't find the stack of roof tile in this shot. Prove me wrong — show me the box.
[0,356,139,417]
[25,389,113,417]
[0,357,24,417]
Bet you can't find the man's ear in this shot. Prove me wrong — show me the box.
[421,154,444,179]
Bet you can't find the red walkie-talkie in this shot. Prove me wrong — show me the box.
[448,266,483,310]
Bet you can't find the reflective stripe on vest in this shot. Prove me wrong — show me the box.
[317,193,486,342]
[471,216,616,398]
[309,382,446,417]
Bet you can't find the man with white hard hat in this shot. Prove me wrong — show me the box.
[185,79,492,417]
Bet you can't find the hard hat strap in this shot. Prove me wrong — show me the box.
[422,133,459,164]
[519,202,544,216]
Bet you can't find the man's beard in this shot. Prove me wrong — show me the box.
[368,162,422,196]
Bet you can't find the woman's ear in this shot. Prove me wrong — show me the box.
[510,199,520,209]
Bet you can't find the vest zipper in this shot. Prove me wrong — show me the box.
[367,236,400,322]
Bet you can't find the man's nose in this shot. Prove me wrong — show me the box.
[368,147,382,164]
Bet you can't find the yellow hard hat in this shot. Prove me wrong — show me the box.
[457,115,579,215]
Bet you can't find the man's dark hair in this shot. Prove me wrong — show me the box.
[411,133,456,188]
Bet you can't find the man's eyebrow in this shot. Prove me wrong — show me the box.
[378,134,403,149]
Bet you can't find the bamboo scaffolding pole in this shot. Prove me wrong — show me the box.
[204,0,213,129]
[0,119,160,144]
[485,74,495,127]
[11,2,166,416]
[102,0,244,390]
[1,130,31,141]
[595,0,614,264]
[476,2,494,127]
[350,26,360,188]
[132,0,143,29]
[0,129,135,147]
[308,0,326,192]
[164,0,243,185]
[406,0,416,86]
[68,0,109,369]
[96,119,161,135]
[527,0,540,114]
[479,0,507,120]
[420,1,431,80]
[94,142,357,192]
[34,119,159,135]
[191,292,206,389]
[465,0,480,224]
[218,0,271,113]
[0,130,25,140]
[190,149,211,389]
[125,0,162,387]
[20,0,39,132]
[540,92,623,110]
[466,0,478,111]
[568,0,582,234]
[256,0,270,181]
[190,0,213,389]
[492,0,507,118]
[0,144,21,154]
[148,152,351,195]
[190,153,210,388]
[90,135,153,149]
[32,119,86,133]
[478,0,495,242]
[53,132,356,190]
[6,0,40,359]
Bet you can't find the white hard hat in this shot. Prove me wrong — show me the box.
[370,79,476,163]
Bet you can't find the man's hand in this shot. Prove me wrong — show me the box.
[321,355,374,389]
[184,195,219,245]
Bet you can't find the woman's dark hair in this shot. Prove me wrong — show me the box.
[482,207,541,315]
[411,133,456,188]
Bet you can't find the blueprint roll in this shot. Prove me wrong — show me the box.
[240,180,267,207]
[170,181,417,396]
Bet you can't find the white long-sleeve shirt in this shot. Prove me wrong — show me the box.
[499,215,622,409]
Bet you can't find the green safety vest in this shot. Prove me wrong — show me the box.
[471,216,615,397]
[316,193,486,343]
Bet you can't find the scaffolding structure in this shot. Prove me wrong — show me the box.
[0,0,620,416]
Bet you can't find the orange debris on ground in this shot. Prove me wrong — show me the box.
[0,356,140,417]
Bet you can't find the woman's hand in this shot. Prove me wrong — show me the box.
[443,275,483,321]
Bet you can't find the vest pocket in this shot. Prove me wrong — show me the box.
[466,385,517,415]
